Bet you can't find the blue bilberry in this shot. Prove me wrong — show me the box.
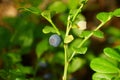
[49,34,61,47]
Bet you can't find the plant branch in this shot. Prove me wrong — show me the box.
[63,44,68,80]
[50,20,61,35]
[63,1,88,80]
[68,22,105,62]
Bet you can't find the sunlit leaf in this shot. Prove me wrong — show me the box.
[80,30,92,38]
[64,35,74,43]
[41,10,52,22]
[72,47,87,54]
[90,58,119,73]
[92,73,116,80]
[42,26,56,34]
[96,12,112,23]
[93,30,104,38]
[68,0,79,9]
[104,47,120,62]
[113,8,120,17]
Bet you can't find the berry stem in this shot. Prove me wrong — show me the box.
[63,44,68,80]
[63,1,88,80]
[50,20,60,35]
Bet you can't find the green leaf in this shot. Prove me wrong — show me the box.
[72,47,87,54]
[113,8,120,17]
[68,0,79,9]
[64,35,74,43]
[48,1,67,13]
[36,39,49,58]
[53,52,64,65]
[93,30,104,38]
[92,73,116,80]
[90,58,119,73]
[41,10,52,22]
[19,7,41,15]
[80,30,92,38]
[42,26,56,34]
[68,58,85,73]
[104,47,120,62]
[96,12,112,23]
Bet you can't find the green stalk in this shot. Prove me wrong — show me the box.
[63,44,68,80]
[50,20,60,35]
[62,1,88,79]
[72,3,84,22]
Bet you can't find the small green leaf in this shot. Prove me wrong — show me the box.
[68,58,85,73]
[53,52,64,65]
[42,26,56,34]
[72,47,87,54]
[93,30,104,38]
[90,58,119,73]
[48,1,67,13]
[41,10,52,22]
[113,8,120,17]
[19,7,41,15]
[104,47,120,62]
[96,12,112,23]
[92,73,116,80]
[36,39,49,58]
[80,30,92,38]
[64,35,74,43]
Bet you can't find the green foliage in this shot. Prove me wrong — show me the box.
[93,30,104,38]
[72,47,87,54]
[104,47,120,61]
[68,0,80,9]
[42,26,56,34]
[36,38,49,58]
[96,12,112,23]
[90,46,120,80]
[113,8,120,17]
[41,10,52,22]
[68,58,85,73]
[64,35,74,43]
[0,27,11,50]
[48,1,67,13]
[0,0,120,80]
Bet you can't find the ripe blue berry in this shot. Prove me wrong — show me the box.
[49,34,61,47]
